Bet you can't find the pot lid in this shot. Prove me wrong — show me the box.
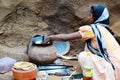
[31,35,52,46]
[53,41,70,55]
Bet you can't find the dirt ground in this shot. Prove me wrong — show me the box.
[0,0,120,80]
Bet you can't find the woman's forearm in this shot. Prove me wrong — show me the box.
[50,31,82,41]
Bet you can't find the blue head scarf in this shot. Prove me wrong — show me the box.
[90,4,110,27]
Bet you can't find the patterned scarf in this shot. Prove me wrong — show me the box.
[90,4,109,27]
[87,4,115,69]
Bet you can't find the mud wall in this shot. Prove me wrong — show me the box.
[0,0,120,60]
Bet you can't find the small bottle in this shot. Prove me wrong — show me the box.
[82,52,93,80]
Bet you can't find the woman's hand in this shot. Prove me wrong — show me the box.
[43,36,53,44]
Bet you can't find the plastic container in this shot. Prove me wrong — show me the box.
[0,57,16,73]
[82,52,93,80]
[12,62,37,80]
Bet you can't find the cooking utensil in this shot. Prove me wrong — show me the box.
[38,64,73,70]
[38,64,73,76]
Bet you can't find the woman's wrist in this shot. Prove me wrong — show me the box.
[49,35,54,41]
